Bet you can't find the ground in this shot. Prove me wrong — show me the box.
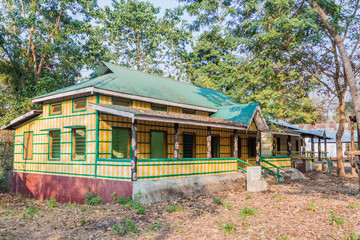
[0,171,360,240]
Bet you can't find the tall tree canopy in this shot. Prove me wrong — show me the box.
[181,0,360,176]
[0,0,101,125]
[97,0,191,78]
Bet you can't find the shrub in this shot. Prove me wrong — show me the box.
[165,204,182,212]
[246,194,252,200]
[307,203,316,212]
[117,196,132,205]
[213,198,223,205]
[329,211,344,225]
[26,204,38,217]
[345,232,360,240]
[84,190,104,206]
[47,198,57,208]
[221,222,237,232]
[239,206,258,220]
[149,221,162,230]
[116,195,146,214]
[348,202,358,209]
[113,218,137,234]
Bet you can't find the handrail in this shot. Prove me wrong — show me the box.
[236,158,252,172]
[259,157,283,183]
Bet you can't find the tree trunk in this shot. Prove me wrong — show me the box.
[336,93,346,177]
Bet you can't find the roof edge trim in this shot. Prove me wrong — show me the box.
[1,110,42,130]
[32,87,218,113]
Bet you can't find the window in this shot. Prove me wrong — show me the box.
[151,104,166,111]
[50,103,62,115]
[211,135,220,158]
[248,137,257,157]
[112,128,130,159]
[150,131,166,158]
[182,109,196,115]
[113,98,131,107]
[49,130,61,160]
[276,137,281,152]
[183,134,195,158]
[231,136,241,158]
[73,98,87,111]
[24,132,33,160]
[72,128,86,160]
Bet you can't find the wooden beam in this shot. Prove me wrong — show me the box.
[256,131,261,165]
[174,123,180,160]
[344,151,360,156]
[318,137,321,161]
[207,127,212,159]
[287,135,292,158]
[273,134,277,156]
[301,136,306,162]
[311,137,315,161]
[131,119,138,181]
[234,130,239,159]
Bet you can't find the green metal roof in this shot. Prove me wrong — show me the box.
[212,103,259,126]
[34,62,237,109]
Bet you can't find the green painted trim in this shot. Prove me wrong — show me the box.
[111,96,132,107]
[14,169,94,177]
[138,158,238,163]
[39,112,96,120]
[71,127,87,162]
[111,126,131,160]
[138,170,237,179]
[97,164,130,167]
[99,129,112,131]
[61,131,72,134]
[72,96,88,113]
[97,158,131,162]
[33,142,49,145]
[15,162,95,166]
[40,128,61,131]
[138,161,235,167]
[48,129,61,161]
[15,134,24,137]
[95,94,100,179]
[96,175,131,180]
[64,125,86,128]
[49,101,63,116]
[100,141,111,143]
[34,133,48,136]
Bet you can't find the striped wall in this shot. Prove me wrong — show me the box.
[14,95,98,179]
[13,93,257,182]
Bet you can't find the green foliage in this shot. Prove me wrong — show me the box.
[47,198,57,208]
[213,198,223,205]
[239,206,258,220]
[80,206,86,212]
[307,203,316,212]
[345,232,360,240]
[348,202,358,209]
[149,221,163,230]
[222,202,233,210]
[165,204,182,212]
[84,190,104,206]
[96,0,190,79]
[328,211,344,225]
[221,222,237,232]
[246,194,252,200]
[0,0,102,125]
[272,195,283,202]
[80,219,86,224]
[116,195,146,215]
[112,218,137,234]
[26,204,38,217]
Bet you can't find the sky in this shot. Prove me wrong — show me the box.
[98,0,181,14]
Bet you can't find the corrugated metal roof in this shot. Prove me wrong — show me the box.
[313,130,358,143]
[1,110,42,130]
[88,103,248,130]
[211,103,259,126]
[34,62,237,109]
[268,119,327,138]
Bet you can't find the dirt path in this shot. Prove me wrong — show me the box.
[0,171,359,240]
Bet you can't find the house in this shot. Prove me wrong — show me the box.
[3,62,271,203]
[295,123,357,160]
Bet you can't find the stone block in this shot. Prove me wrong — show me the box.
[247,179,268,192]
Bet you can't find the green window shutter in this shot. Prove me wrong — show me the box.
[183,134,194,158]
[51,130,61,159]
[112,128,129,159]
[150,132,165,158]
[74,128,86,160]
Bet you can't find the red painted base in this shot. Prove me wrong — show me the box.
[12,172,133,203]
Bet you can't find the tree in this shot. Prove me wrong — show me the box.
[96,0,191,78]
[187,29,318,123]
[180,0,360,176]
[0,0,102,125]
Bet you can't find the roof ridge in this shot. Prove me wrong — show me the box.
[103,61,207,88]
